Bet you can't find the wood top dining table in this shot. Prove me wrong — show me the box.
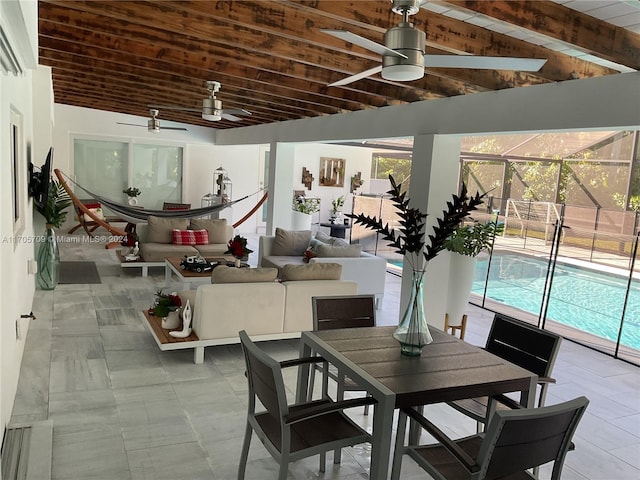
[296,325,538,480]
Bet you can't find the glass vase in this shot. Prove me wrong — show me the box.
[393,269,433,356]
[36,225,60,290]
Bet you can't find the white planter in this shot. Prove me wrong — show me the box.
[128,196,138,206]
[446,253,477,327]
[291,210,312,230]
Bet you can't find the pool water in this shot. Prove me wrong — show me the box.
[473,254,640,350]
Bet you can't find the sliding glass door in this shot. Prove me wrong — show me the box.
[73,138,183,210]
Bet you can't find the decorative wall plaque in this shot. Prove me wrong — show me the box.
[319,157,345,187]
[350,171,364,193]
[301,167,314,190]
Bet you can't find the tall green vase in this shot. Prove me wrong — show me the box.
[393,268,433,356]
[36,225,60,290]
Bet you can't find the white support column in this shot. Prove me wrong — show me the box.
[399,134,460,329]
[265,142,296,234]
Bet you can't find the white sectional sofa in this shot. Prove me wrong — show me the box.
[175,263,357,363]
[258,228,387,308]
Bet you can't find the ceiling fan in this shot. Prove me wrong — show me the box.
[151,81,252,122]
[323,0,547,87]
[117,109,188,134]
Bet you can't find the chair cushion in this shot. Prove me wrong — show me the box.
[212,266,278,283]
[316,244,362,258]
[271,228,312,256]
[280,263,342,281]
[83,207,105,222]
[189,218,228,244]
[147,216,190,243]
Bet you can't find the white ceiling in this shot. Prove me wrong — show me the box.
[424,0,640,73]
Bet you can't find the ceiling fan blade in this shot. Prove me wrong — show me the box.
[424,55,547,71]
[116,122,145,127]
[329,65,383,87]
[321,29,406,59]
[221,114,244,122]
[161,126,188,131]
[149,104,200,113]
[222,108,252,116]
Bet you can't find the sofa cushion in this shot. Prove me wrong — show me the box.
[194,243,232,257]
[261,255,301,270]
[314,231,333,244]
[189,218,228,244]
[147,216,190,244]
[271,228,312,256]
[330,237,350,247]
[316,244,362,258]
[212,265,278,284]
[280,262,342,281]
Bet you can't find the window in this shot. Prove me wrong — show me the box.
[73,138,183,210]
[10,108,25,238]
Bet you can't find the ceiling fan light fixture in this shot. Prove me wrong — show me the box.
[382,63,424,81]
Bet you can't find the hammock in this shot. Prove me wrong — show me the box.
[55,168,260,224]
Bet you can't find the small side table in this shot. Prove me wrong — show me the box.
[320,222,351,239]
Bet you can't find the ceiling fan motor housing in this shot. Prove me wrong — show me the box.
[202,97,223,121]
[382,22,426,81]
[147,117,161,133]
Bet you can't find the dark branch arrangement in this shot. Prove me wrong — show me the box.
[347,175,485,268]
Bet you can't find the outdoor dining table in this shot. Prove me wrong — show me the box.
[296,325,538,480]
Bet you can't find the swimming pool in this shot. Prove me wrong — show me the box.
[473,254,640,350]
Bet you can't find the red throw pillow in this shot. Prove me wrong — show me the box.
[192,229,209,245]
[172,229,196,245]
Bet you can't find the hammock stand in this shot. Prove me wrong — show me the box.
[54,169,268,248]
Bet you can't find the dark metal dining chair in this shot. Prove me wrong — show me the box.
[237,330,375,480]
[308,295,376,411]
[392,396,589,480]
[448,313,562,432]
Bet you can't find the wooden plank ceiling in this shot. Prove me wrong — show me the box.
[38,1,639,130]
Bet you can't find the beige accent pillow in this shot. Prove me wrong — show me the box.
[212,266,278,284]
[271,228,312,256]
[190,218,228,244]
[147,216,190,244]
[316,244,362,258]
[280,263,342,281]
[330,237,350,247]
[314,231,333,244]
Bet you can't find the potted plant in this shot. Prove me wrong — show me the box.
[34,179,72,290]
[149,290,183,329]
[443,217,504,330]
[123,186,141,206]
[225,235,253,267]
[329,195,345,223]
[348,175,485,355]
[291,195,320,230]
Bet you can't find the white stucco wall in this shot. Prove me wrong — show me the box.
[0,0,41,453]
[51,105,390,234]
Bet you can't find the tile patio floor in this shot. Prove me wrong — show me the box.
[10,232,639,479]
